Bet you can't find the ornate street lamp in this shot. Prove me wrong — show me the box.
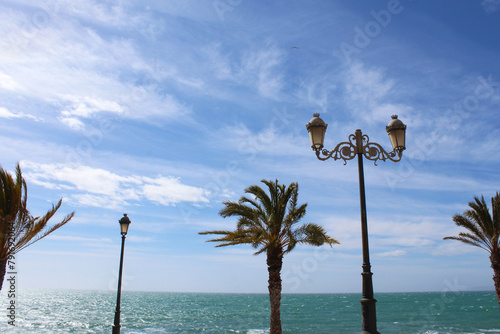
[112,214,131,334]
[306,114,406,334]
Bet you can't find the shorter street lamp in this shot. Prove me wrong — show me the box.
[112,214,131,334]
[306,114,406,334]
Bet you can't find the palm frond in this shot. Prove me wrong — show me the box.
[200,179,338,262]
[16,211,75,253]
[443,236,488,251]
[444,192,500,254]
[492,192,500,252]
[0,163,74,261]
[452,214,490,248]
[246,183,273,214]
[290,223,339,252]
[467,196,494,239]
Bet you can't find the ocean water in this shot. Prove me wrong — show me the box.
[0,289,498,333]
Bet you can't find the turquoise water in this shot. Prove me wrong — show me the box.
[0,289,498,333]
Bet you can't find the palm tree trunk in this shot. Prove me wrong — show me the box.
[267,247,283,334]
[490,252,500,311]
[0,257,7,292]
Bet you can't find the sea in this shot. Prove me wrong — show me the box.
[0,289,498,333]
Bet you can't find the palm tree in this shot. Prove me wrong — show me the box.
[443,192,500,310]
[0,163,74,291]
[199,179,338,334]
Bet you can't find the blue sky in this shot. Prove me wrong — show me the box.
[1,0,500,294]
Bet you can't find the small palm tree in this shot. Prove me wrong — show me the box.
[443,192,500,310]
[199,179,338,334]
[0,163,74,291]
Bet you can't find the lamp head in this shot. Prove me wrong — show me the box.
[386,115,406,152]
[119,213,131,235]
[306,113,328,150]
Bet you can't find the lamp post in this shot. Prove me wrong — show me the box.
[306,114,406,334]
[112,214,131,334]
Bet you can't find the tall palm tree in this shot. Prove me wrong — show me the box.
[0,163,74,291]
[199,179,338,334]
[443,192,500,310]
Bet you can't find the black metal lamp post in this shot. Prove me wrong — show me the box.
[306,114,406,334]
[112,214,131,334]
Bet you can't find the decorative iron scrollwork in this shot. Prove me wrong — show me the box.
[316,133,357,164]
[315,132,402,165]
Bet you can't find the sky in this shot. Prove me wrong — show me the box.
[0,0,500,295]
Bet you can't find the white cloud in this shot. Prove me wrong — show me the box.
[0,6,190,131]
[0,72,22,91]
[141,176,210,206]
[59,116,85,130]
[25,163,132,196]
[21,162,210,209]
[60,96,124,118]
[376,250,407,257]
[0,107,20,118]
[0,107,41,121]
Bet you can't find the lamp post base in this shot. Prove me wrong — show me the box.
[360,297,379,334]
[112,324,120,334]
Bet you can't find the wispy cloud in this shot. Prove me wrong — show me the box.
[376,250,407,257]
[0,107,41,121]
[0,72,23,91]
[60,0,128,26]
[214,123,304,158]
[47,235,112,243]
[345,62,394,104]
[202,42,285,99]
[296,77,337,112]
[482,0,500,13]
[0,4,190,131]
[241,45,285,98]
[341,62,415,128]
